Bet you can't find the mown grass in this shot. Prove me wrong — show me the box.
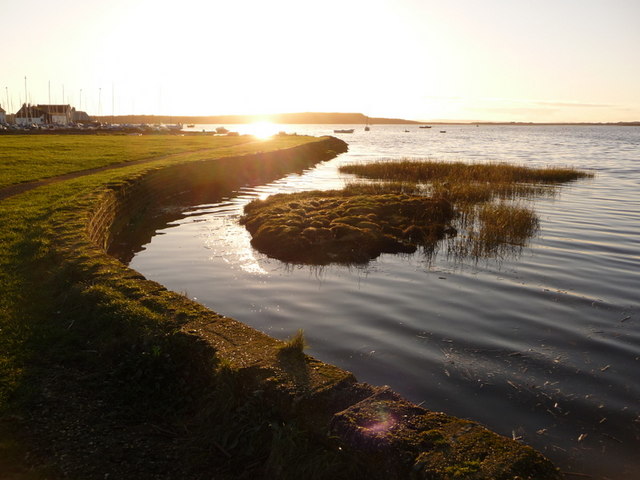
[0,134,368,479]
[241,159,592,264]
[0,134,299,187]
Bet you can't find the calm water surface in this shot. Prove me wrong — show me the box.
[123,125,639,479]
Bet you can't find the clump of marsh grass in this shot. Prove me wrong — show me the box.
[241,158,592,265]
[337,158,591,261]
[430,180,555,205]
[339,159,593,185]
[342,180,425,196]
[478,203,539,244]
[240,187,455,265]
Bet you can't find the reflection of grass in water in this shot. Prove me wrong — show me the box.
[448,203,540,260]
[242,159,591,264]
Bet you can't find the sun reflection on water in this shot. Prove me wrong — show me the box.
[203,214,268,275]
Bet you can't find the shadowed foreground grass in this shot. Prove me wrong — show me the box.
[241,159,592,264]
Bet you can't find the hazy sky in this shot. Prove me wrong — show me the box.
[3,0,639,122]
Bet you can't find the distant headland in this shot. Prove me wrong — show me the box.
[90,112,421,125]
[6,106,638,127]
[91,112,640,126]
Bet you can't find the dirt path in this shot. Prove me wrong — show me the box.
[0,141,258,201]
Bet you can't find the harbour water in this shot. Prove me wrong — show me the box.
[121,124,639,479]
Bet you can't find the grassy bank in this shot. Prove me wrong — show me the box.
[0,134,366,479]
[1,137,562,479]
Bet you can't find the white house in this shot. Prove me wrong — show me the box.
[15,104,74,126]
[39,104,73,125]
[15,104,46,126]
[0,106,6,124]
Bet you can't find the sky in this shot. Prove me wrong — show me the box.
[2,0,639,122]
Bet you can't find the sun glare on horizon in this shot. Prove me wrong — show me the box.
[247,122,279,140]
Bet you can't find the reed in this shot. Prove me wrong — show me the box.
[431,181,554,204]
[340,159,593,185]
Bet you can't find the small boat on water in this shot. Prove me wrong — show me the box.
[186,124,195,128]
[440,130,447,133]
[419,125,432,129]
[364,125,370,131]
[334,129,355,133]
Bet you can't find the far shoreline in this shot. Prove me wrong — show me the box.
[89,112,640,127]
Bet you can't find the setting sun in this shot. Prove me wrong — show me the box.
[246,122,278,139]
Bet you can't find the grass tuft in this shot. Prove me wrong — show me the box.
[278,329,308,356]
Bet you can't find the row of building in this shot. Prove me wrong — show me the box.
[0,104,91,126]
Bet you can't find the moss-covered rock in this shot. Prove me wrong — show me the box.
[330,388,561,480]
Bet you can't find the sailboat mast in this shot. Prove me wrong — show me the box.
[24,76,29,121]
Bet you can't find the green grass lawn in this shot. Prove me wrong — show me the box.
[0,134,301,187]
